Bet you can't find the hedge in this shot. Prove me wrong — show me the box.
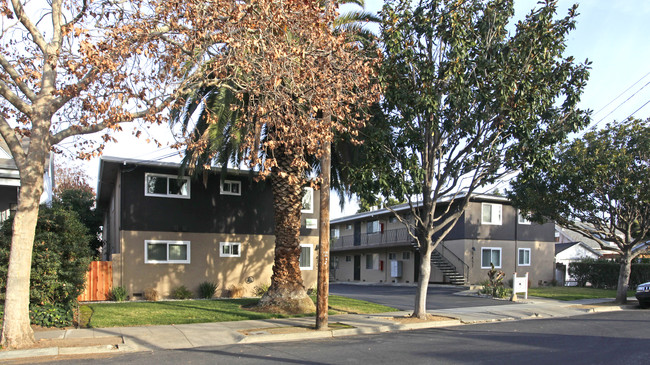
[568,259,650,289]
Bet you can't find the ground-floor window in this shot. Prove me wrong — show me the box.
[299,244,313,270]
[366,253,379,270]
[481,247,501,269]
[145,240,190,264]
[220,242,241,257]
[518,248,531,266]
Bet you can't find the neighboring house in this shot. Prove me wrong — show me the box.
[555,225,604,252]
[0,138,54,223]
[329,194,556,287]
[554,241,602,286]
[96,156,319,299]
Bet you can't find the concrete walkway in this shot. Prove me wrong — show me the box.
[0,295,637,362]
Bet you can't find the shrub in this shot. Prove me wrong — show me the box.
[569,259,650,289]
[0,204,92,327]
[227,284,244,298]
[480,263,508,298]
[110,286,128,301]
[198,281,218,299]
[30,303,74,327]
[144,287,159,301]
[254,283,270,296]
[172,285,194,299]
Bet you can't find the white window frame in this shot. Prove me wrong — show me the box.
[144,240,191,264]
[220,180,242,196]
[518,248,531,266]
[299,243,313,270]
[301,187,314,213]
[518,210,531,225]
[220,242,241,257]
[305,218,318,229]
[144,173,191,199]
[481,203,502,225]
[367,220,380,234]
[481,247,502,269]
[331,227,340,239]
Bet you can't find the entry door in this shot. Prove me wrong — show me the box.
[353,255,361,281]
[414,251,420,283]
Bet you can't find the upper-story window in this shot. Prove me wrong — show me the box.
[389,216,398,223]
[481,203,502,225]
[301,187,314,213]
[367,220,381,234]
[220,180,241,196]
[331,228,340,239]
[518,210,531,225]
[145,173,190,199]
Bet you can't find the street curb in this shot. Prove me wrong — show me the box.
[0,344,127,361]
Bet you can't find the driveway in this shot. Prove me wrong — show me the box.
[329,283,516,310]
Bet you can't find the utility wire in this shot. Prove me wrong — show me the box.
[583,79,650,133]
[592,70,650,118]
[623,99,650,121]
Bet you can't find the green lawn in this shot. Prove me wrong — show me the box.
[82,295,396,328]
[528,286,636,301]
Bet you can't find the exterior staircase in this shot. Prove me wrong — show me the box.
[431,250,465,285]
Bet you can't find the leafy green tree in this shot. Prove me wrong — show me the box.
[347,0,590,318]
[510,118,650,303]
[0,204,92,325]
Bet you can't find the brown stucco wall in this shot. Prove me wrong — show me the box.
[113,230,318,299]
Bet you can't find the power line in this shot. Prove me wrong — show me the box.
[623,99,650,121]
[583,79,650,133]
[592,70,650,118]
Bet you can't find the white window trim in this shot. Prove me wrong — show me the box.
[518,248,531,266]
[220,180,242,196]
[144,173,191,199]
[518,210,531,225]
[299,243,313,270]
[220,242,241,257]
[305,218,318,229]
[144,240,191,264]
[301,187,314,213]
[481,247,502,269]
[481,203,502,225]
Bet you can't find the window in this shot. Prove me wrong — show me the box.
[346,224,352,230]
[367,220,380,234]
[145,240,190,264]
[220,180,241,196]
[518,210,531,225]
[481,247,502,269]
[145,173,190,199]
[388,252,397,260]
[402,252,411,260]
[345,255,352,262]
[481,203,502,225]
[299,244,313,270]
[331,228,340,239]
[365,253,379,270]
[389,216,398,223]
[518,248,531,266]
[220,242,241,257]
[301,187,314,213]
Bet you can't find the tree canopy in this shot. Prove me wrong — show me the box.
[509,118,650,303]
[342,0,591,317]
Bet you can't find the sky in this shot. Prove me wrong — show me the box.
[79,0,650,219]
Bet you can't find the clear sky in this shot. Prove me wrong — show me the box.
[84,0,650,219]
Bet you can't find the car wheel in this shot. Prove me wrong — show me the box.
[639,301,650,309]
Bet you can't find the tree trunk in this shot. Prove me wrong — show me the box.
[257,149,315,314]
[615,252,633,304]
[1,169,45,349]
[413,242,433,319]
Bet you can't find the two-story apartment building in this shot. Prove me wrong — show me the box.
[97,156,319,299]
[329,194,555,287]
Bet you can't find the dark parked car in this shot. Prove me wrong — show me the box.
[636,282,650,308]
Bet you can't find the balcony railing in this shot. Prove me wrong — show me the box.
[331,228,413,250]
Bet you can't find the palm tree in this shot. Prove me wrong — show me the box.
[172,0,379,313]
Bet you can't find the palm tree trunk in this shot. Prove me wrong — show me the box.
[257,148,315,313]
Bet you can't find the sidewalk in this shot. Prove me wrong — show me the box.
[0,296,636,362]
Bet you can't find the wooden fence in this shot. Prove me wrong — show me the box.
[78,261,113,302]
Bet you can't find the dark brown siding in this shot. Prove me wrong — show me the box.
[118,165,280,235]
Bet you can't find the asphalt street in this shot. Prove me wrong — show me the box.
[329,283,516,310]
[31,310,650,365]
